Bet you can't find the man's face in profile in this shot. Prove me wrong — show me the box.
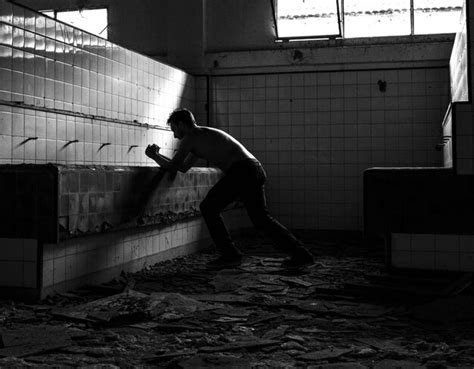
[170,121,184,139]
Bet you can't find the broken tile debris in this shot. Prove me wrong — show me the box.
[298,347,353,361]
[177,354,252,369]
[0,325,72,358]
[0,234,473,367]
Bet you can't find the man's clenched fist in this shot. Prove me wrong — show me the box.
[145,144,160,158]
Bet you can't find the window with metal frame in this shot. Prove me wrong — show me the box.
[272,0,463,41]
[42,8,108,39]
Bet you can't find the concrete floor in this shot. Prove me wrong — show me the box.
[0,233,473,368]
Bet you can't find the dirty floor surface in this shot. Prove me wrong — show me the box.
[1,234,474,368]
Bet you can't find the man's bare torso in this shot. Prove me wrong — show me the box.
[183,126,255,172]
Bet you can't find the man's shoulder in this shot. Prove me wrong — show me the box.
[192,126,223,140]
[199,126,224,134]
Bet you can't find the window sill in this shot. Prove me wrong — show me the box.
[276,33,456,48]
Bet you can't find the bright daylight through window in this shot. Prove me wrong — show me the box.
[42,8,108,39]
[274,0,463,40]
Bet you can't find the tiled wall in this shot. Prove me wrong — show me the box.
[0,164,57,242]
[0,164,223,242]
[0,1,224,297]
[441,104,453,168]
[453,103,474,174]
[0,238,37,288]
[448,0,474,175]
[0,208,248,296]
[57,166,221,239]
[210,69,449,230]
[441,0,466,171]
[437,104,454,168]
[450,0,469,103]
[0,0,195,166]
[0,105,188,165]
[41,219,208,295]
[194,76,208,127]
[38,207,249,297]
[391,233,474,271]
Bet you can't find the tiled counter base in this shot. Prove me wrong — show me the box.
[40,219,211,298]
[390,233,474,272]
[364,167,474,238]
[0,164,235,299]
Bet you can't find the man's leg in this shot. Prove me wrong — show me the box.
[241,164,314,268]
[200,174,242,262]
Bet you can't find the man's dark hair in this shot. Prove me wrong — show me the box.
[167,108,196,126]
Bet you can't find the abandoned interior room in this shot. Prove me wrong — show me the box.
[0,0,474,367]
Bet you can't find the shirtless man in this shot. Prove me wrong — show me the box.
[145,108,314,269]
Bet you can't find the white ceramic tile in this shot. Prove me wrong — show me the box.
[35,138,46,162]
[391,233,411,251]
[459,235,474,252]
[65,254,77,280]
[0,134,12,159]
[410,251,435,270]
[435,234,459,252]
[0,238,23,260]
[23,261,36,288]
[45,139,56,161]
[411,234,435,252]
[391,249,410,268]
[0,110,12,136]
[11,110,24,136]
[53,256,66,283]
[23,239,37,262]
[0,260,23,286]
[76,252,88,277]
[0,68,12,94]
[459,253,474,271]
[42,243,55,262]
[435,252,459,271]
[42,259,54,287]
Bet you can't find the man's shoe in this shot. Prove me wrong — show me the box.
[206,255,242,270]
[281,249,314,269]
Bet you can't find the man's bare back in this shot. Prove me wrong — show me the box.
[183,126,255,172]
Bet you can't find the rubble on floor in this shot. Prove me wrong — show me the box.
[0,234,474,368]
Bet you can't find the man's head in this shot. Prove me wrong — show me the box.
[167,108,196,139]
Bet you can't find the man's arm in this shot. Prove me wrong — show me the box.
[180,153,198,173]
[145,147,173,168]
[145,142,195,173]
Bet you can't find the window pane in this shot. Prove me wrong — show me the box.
[345,0,410,38]
[414,0,463,34]
[277,0,340,39]
[55,9,107,38]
